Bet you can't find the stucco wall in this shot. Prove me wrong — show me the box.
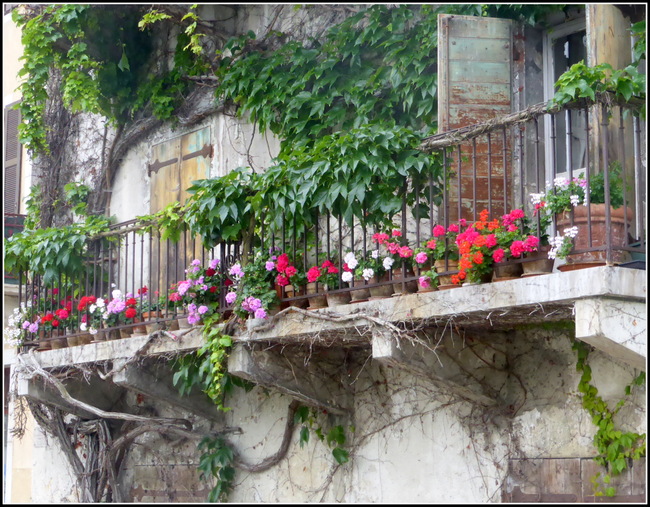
[15,325,646,503]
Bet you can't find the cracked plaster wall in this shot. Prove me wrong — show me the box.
[13,325,645,503]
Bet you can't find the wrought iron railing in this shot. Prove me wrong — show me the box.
[12,97,646,348]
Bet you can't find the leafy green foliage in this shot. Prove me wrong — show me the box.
[172,313,235,411]
[4,214,113,285]
[63,181,91,216]
[13,5,157,154]
[197,436,235,502]
[184,168,260,247]
[135,201,187,242]
[588,161,627,209]
[549,61,646,119]
[630,20,646,66]
[294,405,350,465]
[572,341,646,497]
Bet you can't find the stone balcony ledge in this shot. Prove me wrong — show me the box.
[4,266,646,372]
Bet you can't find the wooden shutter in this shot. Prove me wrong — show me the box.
[438,14,514,220]
[4,103,22,215]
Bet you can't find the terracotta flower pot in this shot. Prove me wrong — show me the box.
[492,261,523,281]
[177,317,192,329]
[368,274,394,300]
[49,330,68,349]
[326,291,351,307]
[67,333,92,347]
[306,282,328,309]
[349,278,370,303]
[556,203,633,265]
[521,246,555,277]
[283,284,308,308]
[391,267,418,295]
[434,259,461,290]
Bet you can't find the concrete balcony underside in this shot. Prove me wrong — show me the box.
[7,266,646,417]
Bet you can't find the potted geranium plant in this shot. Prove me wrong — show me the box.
[530,161,632,267]
[424,220,465,289]
[227,251,280,320]
[490,209,542,280]
[373,229,417,295]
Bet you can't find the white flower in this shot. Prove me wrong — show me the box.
[362,268,374,280]
[371,249,379,259]
[570,194,581,206]
[89,304,97,313]
[341,271,353,283]
[80,322,87,331]
[383,257,394,270]
[89,327,98,335]
[344,252,358,269]
[564,226,579,238]
[112,289,122,300]
[530,192,544,205]
[554,177,570,188]
[96,298,105,308]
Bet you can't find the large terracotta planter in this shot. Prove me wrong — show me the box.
[556,204,633,265]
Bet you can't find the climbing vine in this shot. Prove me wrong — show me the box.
[572,340,646,497]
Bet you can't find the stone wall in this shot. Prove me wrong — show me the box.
[14,325,645,503]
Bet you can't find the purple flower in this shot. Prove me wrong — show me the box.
[198,305,208,315]
[254,308,267,319]
[187,303,197,313]
[229,263,244,278]
[265,260,275,271]
[191,259,201,266]
[209,258,220,270]
[225,292,237,305]
[28,322,39,333]
[108,299,126,314]
[22,321,30,330]
[242,296,262,312]
[187,313,201,325]
[177,281,192,296]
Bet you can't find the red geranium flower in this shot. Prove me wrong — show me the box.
[276,253,290,273]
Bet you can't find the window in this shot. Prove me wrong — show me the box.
[543,18,587,182]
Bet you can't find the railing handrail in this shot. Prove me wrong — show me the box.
[419,91,645,152]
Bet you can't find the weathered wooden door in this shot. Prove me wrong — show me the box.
[149,127,212,294]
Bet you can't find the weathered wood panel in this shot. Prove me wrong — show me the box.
[503,457,647,503]
[438,14,514,220]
